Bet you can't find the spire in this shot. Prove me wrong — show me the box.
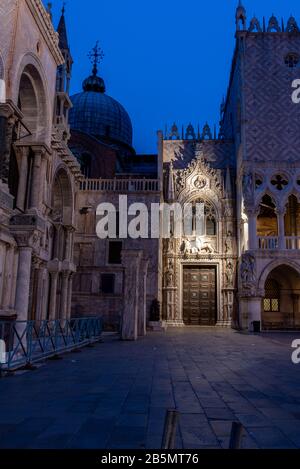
[225,166,233,198]
[167,161,175,202]
[236,1,246,31]
[57,3,68,51]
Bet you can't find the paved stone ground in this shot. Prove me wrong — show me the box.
[0,328,300,449]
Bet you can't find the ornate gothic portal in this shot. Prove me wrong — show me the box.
[162,146,237,327]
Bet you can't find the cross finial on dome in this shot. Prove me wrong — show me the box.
[88,41,105,76]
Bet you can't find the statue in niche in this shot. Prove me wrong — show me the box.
[240,254,256,284]
[242,172,253,201]
[166,237,175,254]
[225,237,233,254]
[165,260,175,287]
[225,260,234,287]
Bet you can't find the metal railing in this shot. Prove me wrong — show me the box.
[0,317,102,371]
[80,178,160,192]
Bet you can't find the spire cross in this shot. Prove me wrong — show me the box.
[62,1,66,14]
[88,41,104,76]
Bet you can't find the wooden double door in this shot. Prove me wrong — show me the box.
[183,266,217,326]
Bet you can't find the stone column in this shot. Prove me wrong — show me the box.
[248,211,257,250]
[39,152,48,206]
[2,245,14,309]
[66,273,73,320]
[60,271,70,320]
[29,147,44,210]
[15,146,29,211]
[121,249,143,341]
[0,243,6,307]
[48,271,59,320]
[65,227,74,261]
[0,104,16,186]
[248,297,263,331]
[138,258,149,336]
[15,246,32,321]
[277,209,285,250]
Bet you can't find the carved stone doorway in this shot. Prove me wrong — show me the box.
[182,266,217,325]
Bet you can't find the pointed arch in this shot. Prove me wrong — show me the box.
[256,193,278,237]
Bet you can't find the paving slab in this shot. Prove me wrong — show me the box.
[0,328,300,448]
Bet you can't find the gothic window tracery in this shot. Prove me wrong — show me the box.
[185,199,217,237]
[271,174,288,190]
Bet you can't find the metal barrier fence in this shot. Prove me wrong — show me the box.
[0,317,102,371]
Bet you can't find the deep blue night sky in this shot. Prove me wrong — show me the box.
[48,0,300,153]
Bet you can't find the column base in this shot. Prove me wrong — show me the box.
[0,309,17,319]
[147,320,167,332]
[165,320,185,327]
[216,320,232,328]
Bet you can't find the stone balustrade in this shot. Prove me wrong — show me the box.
[258,236,300,250]
[80,178,160,192]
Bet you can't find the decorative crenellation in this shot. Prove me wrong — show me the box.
[236,4,300,34]
[164,122,220,141]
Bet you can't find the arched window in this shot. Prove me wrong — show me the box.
[257,194,278,237]
[284,53,299,68]
[187,199,217,237]
[284,195,300,236]
[264,278,280,312]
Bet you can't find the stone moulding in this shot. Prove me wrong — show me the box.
[25,0,64,66]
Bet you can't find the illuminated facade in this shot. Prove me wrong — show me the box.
[1,1,300,335]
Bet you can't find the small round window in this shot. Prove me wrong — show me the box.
[271,174,289,191]
[285,53,299,68]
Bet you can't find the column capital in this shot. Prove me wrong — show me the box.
[47,259,62,273]
[13,143,30,159]
[13,231,38,249]
[30,143,51,159]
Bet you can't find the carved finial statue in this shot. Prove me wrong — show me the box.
[267,14,281,32]
[242,172,253,202]
[286,16,300,33]
[202,122,212,140]
[240,254,256,284]
[185,123,196,140]
[249,16,262,32]
[169,123,180,140]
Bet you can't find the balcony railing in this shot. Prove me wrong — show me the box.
[258,236,300,250]
[80,178,160,192]
[0,317,102,371]
[258,237,279,250]
[285,237,300,250]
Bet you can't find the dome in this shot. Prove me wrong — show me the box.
[69,73,133,148]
